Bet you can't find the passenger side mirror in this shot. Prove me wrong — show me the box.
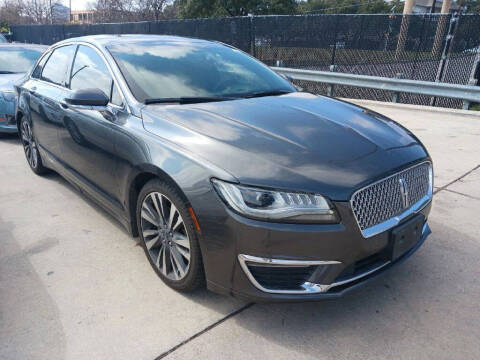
[64,88,109,107]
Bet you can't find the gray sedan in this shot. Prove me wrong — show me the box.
[15,35,432,301]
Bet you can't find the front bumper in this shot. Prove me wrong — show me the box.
[197,191,432,302]
[235,221,431,301]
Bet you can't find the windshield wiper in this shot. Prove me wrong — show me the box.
[243,90,293,98]
[144,96,236,105]
[0,71,19,74]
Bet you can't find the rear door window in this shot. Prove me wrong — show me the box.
[32,52,50,79]
[41,45,76,86]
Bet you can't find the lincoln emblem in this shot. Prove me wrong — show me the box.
[399,178,409,209]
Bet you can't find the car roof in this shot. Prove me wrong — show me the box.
[0,43,48,50]
[54,34,217,48]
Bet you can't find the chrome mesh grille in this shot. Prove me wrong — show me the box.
[351,162,431,231]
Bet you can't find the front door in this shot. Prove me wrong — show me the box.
[57,44,125,208]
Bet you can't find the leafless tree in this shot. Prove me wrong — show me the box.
[1,0,177,25]
[93,0,138,22]
[0,0,53,24]
[91,0,175,23]
[137,0,167,21]
[23,0,52,24]
[1,0,27,25]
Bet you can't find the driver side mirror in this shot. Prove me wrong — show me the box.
[64,88,109,108]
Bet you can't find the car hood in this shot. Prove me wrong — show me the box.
[0,73,25,91]
[141,92,428,200]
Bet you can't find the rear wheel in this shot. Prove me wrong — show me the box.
[136,179,204,292]
[20,117,48,175]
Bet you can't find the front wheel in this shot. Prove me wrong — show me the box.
[20,117,48,175]
[136,179,204,292]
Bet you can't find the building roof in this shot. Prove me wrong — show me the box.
[71,10,96,14]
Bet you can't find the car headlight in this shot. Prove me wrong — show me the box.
[211,178,339,223]
[1,90,16,103]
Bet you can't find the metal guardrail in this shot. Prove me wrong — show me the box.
[273,67,480,110]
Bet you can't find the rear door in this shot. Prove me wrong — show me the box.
[26,45,76,158]
[57,44,125,207]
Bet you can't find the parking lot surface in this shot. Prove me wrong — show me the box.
[1,100,479,360]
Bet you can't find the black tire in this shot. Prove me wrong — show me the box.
[136,179,204,292]
[20,116,48,175]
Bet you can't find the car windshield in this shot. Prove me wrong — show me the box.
[107,40,295,103]
[0,48,44,73]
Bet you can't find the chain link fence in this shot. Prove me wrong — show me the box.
[10,14,480,108]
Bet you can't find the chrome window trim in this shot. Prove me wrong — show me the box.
[29,41,131,114]
[35,78,68,91]
[350,161,433,239]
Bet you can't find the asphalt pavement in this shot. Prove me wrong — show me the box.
[1,100,479,360]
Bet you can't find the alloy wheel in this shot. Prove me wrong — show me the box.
[21,120,38,169]
[140,192,191,281]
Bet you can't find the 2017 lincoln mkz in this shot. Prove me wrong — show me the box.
[16,35,433,301]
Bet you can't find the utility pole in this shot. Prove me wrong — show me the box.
[430,0,437,13]
[69,0,71,23]
[432,0,453,56]
[440,0,452,13]
[431,11,458,106]
[396,0,416,58]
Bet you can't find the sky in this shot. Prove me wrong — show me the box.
[66,0,93,11]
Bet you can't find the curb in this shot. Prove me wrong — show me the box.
[343,98,480,118]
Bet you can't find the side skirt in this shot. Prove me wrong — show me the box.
[38,145,134,235]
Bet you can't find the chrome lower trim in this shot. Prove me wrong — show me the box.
[238,220,428,295]
[238,255,340,294]
[360,196,432,238]
[238,255,340,267]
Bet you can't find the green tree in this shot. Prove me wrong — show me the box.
[255,0,297,15]
[462,0,480,13]
[298,0,403,14]
[177,0,224,18]
[358,1,392,13]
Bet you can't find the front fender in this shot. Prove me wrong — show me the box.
[15,84,33,125]
[117,118,237,228]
